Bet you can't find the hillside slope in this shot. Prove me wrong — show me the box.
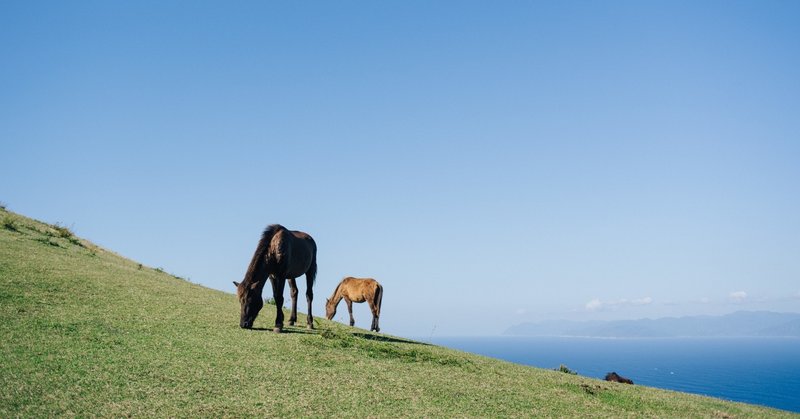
[0,208,794,417]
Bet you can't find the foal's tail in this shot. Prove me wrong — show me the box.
[374,283,383,317]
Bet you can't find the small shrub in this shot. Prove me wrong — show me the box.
[155,267,165,273]
[319,328,337,339]
[52,222,74,239]
[35,237,61,247]
[0,201,7,210]
[315,327,358,349]
[555,364,577,375]
[137,264,143,270]
[40,223,84,247]
[254,297,285,309]
[581,383,604,395]
[2,215,18,232]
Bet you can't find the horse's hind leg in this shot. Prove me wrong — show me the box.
[270,277,286,333]
[371,313,379,332]
[368,300,379,332]
[288,278,298,326]
[305,270,315,329]
[372,285,382,332]
[345,298,355,326]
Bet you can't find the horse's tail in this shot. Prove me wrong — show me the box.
[242,225,282,285]
[307,256,317,286]
[308,242,317,286]
[374,282,383,317]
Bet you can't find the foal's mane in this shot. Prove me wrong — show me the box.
[328,278,347,301]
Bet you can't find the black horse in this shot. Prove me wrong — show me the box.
[233,225,317,332]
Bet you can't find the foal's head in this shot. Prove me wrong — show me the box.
[233,280,263,329]
[325,298,337,320]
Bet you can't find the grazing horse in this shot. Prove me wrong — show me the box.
[325,277,383,332]
[233,224,317,332]
[604,372,634,384]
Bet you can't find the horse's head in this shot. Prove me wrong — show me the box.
[325,298,337,320]
[233,280,263,329]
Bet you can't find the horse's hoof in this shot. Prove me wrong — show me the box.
[288,321,295,326]
[307,324,314,330]
[273,327,283,333]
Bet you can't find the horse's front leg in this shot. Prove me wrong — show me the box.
[345,298,355,327]
[270,276,286,333]
[288,278,298,327]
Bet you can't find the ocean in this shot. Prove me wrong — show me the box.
[426,336,800,413]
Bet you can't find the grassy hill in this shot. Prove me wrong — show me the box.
[0,208,794,417]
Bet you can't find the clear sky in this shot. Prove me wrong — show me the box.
[2,1,799,337]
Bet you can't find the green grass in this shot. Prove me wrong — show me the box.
[0,208,795,417]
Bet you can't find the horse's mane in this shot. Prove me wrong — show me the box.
[241,224,284,289]
[329,277,347,300]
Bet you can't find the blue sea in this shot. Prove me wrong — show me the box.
[427,336,800,413]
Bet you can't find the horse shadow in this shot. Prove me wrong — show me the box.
[248,326,430,345]
[249,327,317,335]
[351,332,431,346]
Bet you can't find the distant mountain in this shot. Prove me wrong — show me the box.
[504,311,800,338]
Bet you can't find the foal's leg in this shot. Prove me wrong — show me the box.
[287,278,298,326]
[270,276,287,333]
[345,298,355,326]
[367,300,379,332]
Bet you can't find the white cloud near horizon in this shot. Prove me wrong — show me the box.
[585,299,603,311]
[585,296,653,312]
[632,297,653,305]
[729,291,748,303]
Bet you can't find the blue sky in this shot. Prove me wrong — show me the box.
[2,1,799,336]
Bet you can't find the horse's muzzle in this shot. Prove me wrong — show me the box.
[240,321,253,329]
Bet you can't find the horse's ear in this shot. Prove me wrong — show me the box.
[233,281,240,288]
